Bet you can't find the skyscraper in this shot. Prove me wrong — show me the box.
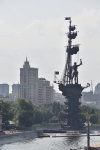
[19,57,38,104]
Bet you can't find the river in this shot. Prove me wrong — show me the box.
[0,133,100,150]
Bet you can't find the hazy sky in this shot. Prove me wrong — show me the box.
[0,0,100,92]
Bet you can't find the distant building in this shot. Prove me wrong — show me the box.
[94,83,100,95]
[53,91,66,105]
[0,84,9,98]
[19,57,38,104]
[82,91,100,103]
[82,91,94,103]
[38,78,54,107]
[12,84,20,100]
[81,90,100,109]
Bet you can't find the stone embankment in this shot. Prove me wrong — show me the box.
[33,123,100,132]
[33,123,61,130]
[0,130,37,146]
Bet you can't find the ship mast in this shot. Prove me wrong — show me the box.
[62,17,79,85]
[62,17,72,85]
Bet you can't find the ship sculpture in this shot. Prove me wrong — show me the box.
[54,17,90,130]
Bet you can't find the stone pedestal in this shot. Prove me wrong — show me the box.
[59,83,84,130]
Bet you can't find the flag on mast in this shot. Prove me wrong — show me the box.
[65,17,71,20]
[55,71,59,75]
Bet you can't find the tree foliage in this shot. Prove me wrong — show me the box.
[1,99,100,128]
[0,100,14,125]
[14,99,34,127]
[52,101,62,116]
[58,110,66,121]
[33,109,43,124]
[81,105,100,124]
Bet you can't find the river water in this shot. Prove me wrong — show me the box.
[0,133,100,150]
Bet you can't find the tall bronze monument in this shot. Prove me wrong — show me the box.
[54,17,89,130]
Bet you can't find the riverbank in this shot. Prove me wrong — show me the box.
[0,130,37,146]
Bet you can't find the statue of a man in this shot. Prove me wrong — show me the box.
[73,59,82,84]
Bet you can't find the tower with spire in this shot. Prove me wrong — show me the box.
[19,57,38,104]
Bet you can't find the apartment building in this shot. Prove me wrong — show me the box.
[38,78,54,107]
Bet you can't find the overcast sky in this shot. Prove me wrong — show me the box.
[0,0,100,92]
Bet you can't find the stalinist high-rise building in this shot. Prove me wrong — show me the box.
[19,57,38,105]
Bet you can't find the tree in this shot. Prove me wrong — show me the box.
[58,110,66,121]
[90,115,98,124]
[14,99,34,127]
[43,109,53,122]
[52,101,62,116]
[0,100,14,125]
[33,109,43,124]
[49,116,59,123]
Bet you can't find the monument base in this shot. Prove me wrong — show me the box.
[59,83,84,130]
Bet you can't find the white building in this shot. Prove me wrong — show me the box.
[19,58,38,105]
[38,78,54,107]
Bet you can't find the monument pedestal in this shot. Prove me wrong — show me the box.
[59,83,84,130]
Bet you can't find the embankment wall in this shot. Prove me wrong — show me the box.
[0,130,37,146]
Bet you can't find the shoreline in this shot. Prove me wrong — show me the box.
[0,130,37,146]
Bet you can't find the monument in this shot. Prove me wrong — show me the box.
[54,17,90,130]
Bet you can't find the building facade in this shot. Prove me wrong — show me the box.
[12,84,20,100]
[94,83,100,95]
[0,84,9,98]
[19,58,38,104]
[38,78,54,107]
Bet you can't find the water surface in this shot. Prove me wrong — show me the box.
[1,133,100,150]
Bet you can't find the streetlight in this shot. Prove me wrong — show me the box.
[84,117,91,150]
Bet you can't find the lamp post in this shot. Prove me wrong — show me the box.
[87,117,90,148]
[85,117,91,150]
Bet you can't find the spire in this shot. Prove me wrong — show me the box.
[26,56,28,62]
[23,56,30,68]
[90,80,93,93]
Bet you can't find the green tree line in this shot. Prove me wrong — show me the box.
[0,99,100,128]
